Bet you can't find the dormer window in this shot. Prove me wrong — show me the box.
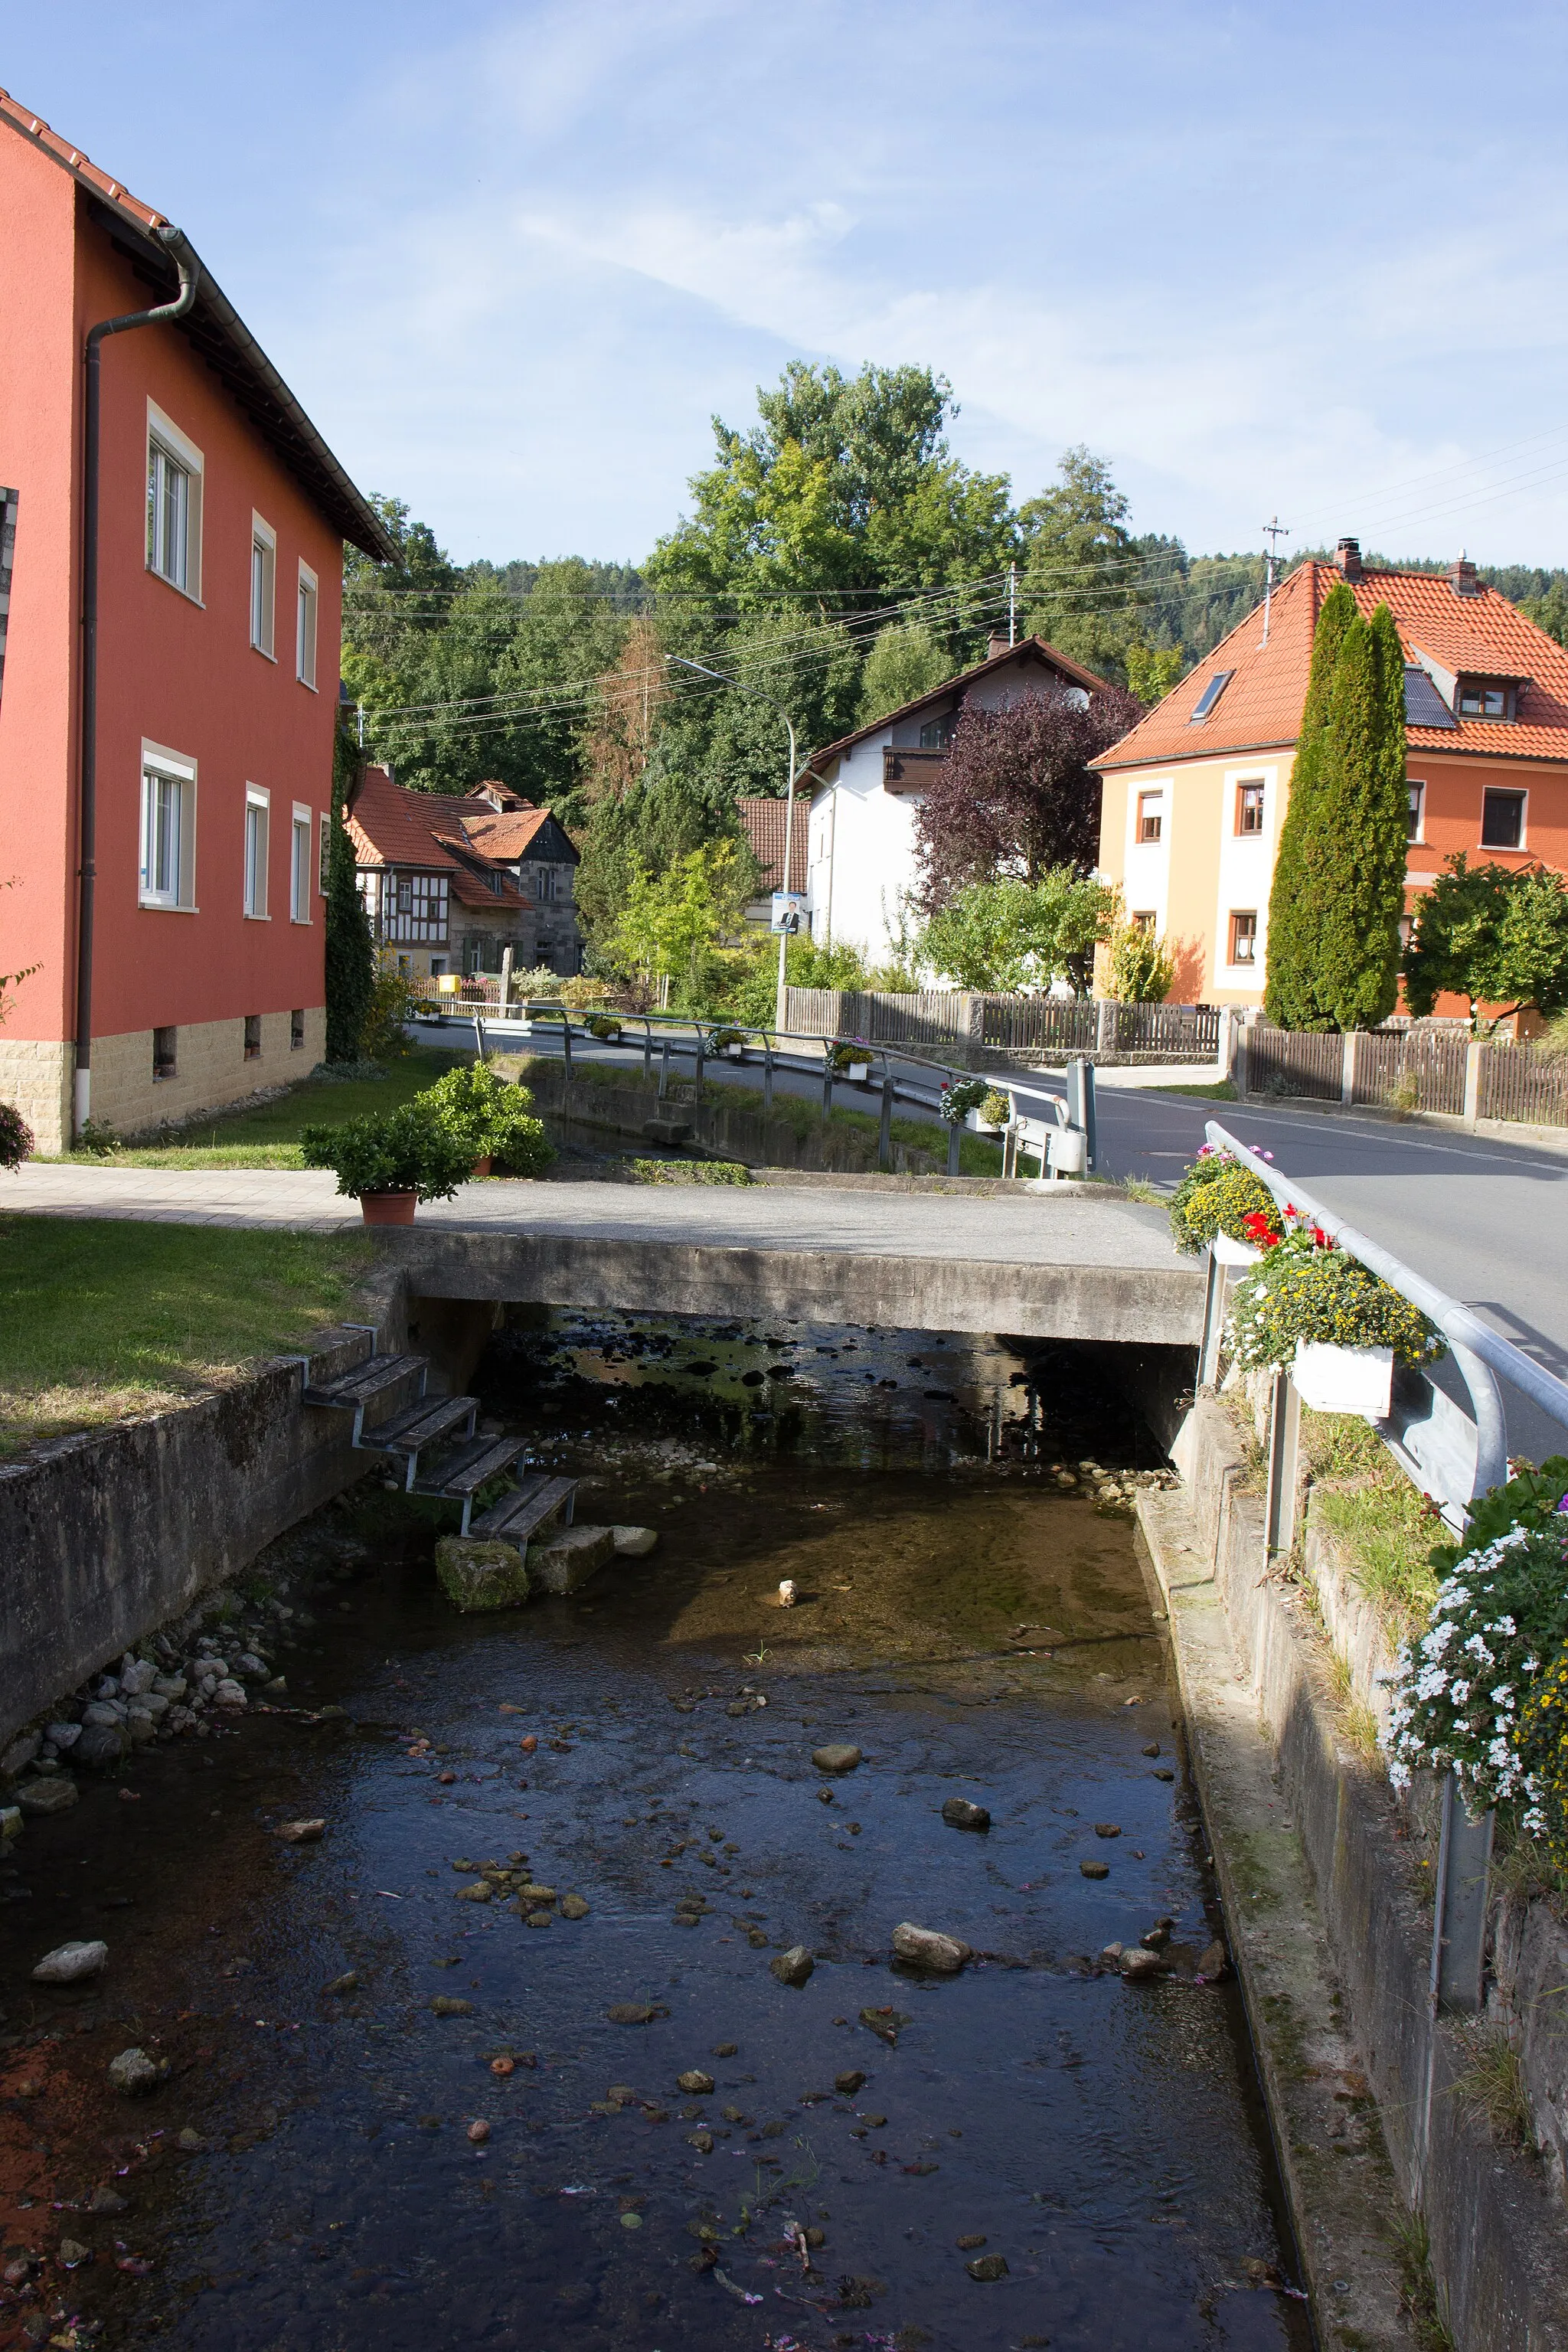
[1188,670,1234,723]
[1457,678,1512,720]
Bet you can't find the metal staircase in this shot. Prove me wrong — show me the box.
[297,1327,575,1543]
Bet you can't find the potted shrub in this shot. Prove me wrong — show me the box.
[710,1026,747,1060]
[586,1013,624,1044]
[976,1088,1013,1134]
[939,1076,988,1126]
[1169,1147,1283,1258]
[417,1063,554,1180]
[299,1102,477,1224]
[1228,1226,1446,1419]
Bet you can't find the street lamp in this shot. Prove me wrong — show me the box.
[667,656,802,1029]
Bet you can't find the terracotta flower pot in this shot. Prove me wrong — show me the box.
[359,1189,417,1227]
[470,1155,493,1178]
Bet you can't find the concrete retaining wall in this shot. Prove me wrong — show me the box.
[516,1061,952,1174]
[0,1297,407,1756]
[1165,1397,1568,2349]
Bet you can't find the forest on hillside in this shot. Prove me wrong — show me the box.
[341,360,1568,945]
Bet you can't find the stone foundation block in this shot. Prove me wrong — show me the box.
[433,1537,532,1612]
[528,1523,616,1595]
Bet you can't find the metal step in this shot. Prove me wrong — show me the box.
[470,1475,577,1547]
[413,1433,529,1532]
[302,1351,427,1411]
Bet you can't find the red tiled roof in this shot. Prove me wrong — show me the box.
[1096,559,1568,770]
[348,769,531,911]
[462,808,555,861]
[808,634,1112,771]
[737,797,808,893]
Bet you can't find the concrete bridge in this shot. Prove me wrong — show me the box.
[5,1166,1203,1343]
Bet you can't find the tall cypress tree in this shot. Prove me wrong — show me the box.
[1311,603,1410,1031]
[325,720,376,1062]
[1264,581,1357,1027]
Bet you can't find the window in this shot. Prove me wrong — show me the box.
[244,788,270,916]
[145,403,202,598]
[296,564,318,689]
[1137,792,1163,844]
[243,1014,263,1062]
[290,1008,305,1051]
[1459,679,1509,719]
[1132,910,1157,931]
[291,805,312,922]
[318,811,331,894]
[1407,780,1426,841]
[1230,910,1258,965]
[1189,670,1234,723]
[918,716,952,750]
[1481,788,1526,849]
[1236,780,1266,835]
[152,1026,178,1081]
[250,516,276,658]
[139,756,196,909]
[534,864,559,900]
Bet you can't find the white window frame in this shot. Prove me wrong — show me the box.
[138,743,198,911]
[1481,785,1527,851]
[318,810,332,895]
[296,561,318,690]
[243,786,271,920]
[250,514,276,658]
[291,802,313,923]
[145,401,204,602]
[1228,908,1259,969]
[1407,779,1426,844]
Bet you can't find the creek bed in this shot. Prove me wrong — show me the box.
[0,1321,1308,2350]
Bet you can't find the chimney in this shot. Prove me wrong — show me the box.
[1449,550,1480,599]
[1334,537,1364,583]
[987,630,1013,659]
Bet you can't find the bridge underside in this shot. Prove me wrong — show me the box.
[379,1228,1205,1347]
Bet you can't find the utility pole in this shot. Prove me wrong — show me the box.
[1008,560,1017,646]
[1259,518,1289,647]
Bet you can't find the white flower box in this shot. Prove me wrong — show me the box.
[724,1042,745,1060]
[847,1060,871,1082]
[1292,1338,1393,1420]
[1211,1230,1263,1266]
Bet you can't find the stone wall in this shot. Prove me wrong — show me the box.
[518,1060,951,1175]
[0,1008,328,1152]
[0,1037,71,1155]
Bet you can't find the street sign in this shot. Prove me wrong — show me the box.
[770,891,806,935]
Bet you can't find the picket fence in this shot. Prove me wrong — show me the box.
[782,988,1222,1062]
[1241,1021,1568,1129]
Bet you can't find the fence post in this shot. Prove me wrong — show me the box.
[1463,1038,1483,1125]
[1264,1367,1302,1558]
[965,993,984,1068]
[1234,1019,1250,1098]
[1096,998,1116,1054]
[1341,1031,1357,1108]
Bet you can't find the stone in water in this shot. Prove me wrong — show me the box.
[434,1538,531,1612]
[275,1819,325,1844]
[770,1945,814,1988]
[891,1922,971,1973]
[812,1743,861,1774]
[778,1579,798,1607]
[33,1940,107,1984]
[941,1796,991,1831]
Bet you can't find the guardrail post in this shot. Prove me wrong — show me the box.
[559,1014,572,1083]
[822,1057,834,1125]
[642,1021,652,1083]
[1198,1249,1225,1388]
[694,1029,705,1095]
[1341,1031,1357,1107]
[658,1037,670,1100]
[878,1073,894,1171]
[763,1038,774,1116]
[946,1119,962,1178]
[1065,1057,1097,1169]
[1463,1038,1483,1125]
[1264,1367,1301,1558]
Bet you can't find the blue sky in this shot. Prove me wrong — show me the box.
[11,2,1568,569]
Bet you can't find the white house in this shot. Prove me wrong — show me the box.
[799,632,1109,963]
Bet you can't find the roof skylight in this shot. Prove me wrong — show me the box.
[1188,671,1234,723]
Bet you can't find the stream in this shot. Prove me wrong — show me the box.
[0,1318,1310,2352]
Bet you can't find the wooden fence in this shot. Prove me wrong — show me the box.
[1242,1021,1568,1128]
[782,989,1222,1061]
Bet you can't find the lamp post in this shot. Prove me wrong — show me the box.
[668,657,799,1029]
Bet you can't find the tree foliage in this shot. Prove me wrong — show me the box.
[324,724,377,1063]
[1403,854,1568,1026]
[603,843,758,1010]
[920,871,1115,995]
[1265,590,1407,1031]
[912,681,1140,910]
[1018,447,1149,680]
[857,619,952,724]
[1108,915,1176,1002]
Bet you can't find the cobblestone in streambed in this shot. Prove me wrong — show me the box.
[0,1332,1307,2351]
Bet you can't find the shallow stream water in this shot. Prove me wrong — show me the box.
[0,1319,1311,2352]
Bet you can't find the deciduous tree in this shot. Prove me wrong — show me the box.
[1404,854,1568,1028]
[920,871,1116,995]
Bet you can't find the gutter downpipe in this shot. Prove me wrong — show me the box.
[76,223,201,1136]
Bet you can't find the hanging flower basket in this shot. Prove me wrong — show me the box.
[1210,1230,1263,1267]
[848,1060,871,1083]
[1292,1338,1393,1420]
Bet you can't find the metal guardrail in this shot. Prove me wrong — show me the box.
[1203,1118,1568,2015]
[411,994,1097,1182]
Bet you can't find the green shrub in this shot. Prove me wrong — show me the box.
[585,1014,624,1041]
[0,1104,32,1171]
[1168,1148,1281,1253]
[358,968,423,1062]
[416,1063,553,1178]
[1228,1229,1445,1370]
[299,1102,476,1201]
[979,1089,1012,1127]
[629,1158,751,1186]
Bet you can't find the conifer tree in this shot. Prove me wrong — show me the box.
[1263,582,1356,1027]
[325,722,376,1062]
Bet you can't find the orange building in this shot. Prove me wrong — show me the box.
[1093,541,1568,1014]
[0,93,391,1149]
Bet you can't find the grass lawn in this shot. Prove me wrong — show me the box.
[41,1047,468,1169]
[1148,1079,1238,1101]
[0,1217,374,1458]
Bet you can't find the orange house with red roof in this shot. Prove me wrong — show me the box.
[1093,540,1568,1018]
[0,92,392,1148]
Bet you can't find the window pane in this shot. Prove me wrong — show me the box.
[1481,791,1524,848]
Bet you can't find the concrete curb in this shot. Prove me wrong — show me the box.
[1135,1491,1410,2348]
